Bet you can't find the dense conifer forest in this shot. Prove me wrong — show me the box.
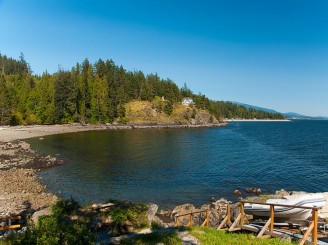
[0,53,284,125]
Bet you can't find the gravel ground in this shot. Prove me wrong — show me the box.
[0,168,58,216]
[0,124,108,142]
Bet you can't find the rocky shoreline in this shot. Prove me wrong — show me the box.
[1,122,328,240]
[0,168,58,217]
[0,141,64,170]
[0,123,226,218]
[0,122,227,143]
[0,140,63,217]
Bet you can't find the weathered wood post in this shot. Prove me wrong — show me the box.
[189,213,193,226]
[312,208,318,244]
[240,202,245,226]
[227,203,231,222]
[218,203,231,230]
[206,209,209,227]
[269,204,274,233]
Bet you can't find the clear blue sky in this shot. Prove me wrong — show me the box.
[1,0,328,116]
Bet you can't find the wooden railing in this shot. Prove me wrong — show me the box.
[175,209,209,227]
[173,201,321,244]
[240,201,320,245]
[0,215,21,231]
[217,201,321,245]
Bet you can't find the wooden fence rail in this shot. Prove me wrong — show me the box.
[175,209,209,227]
[0,215,21,231]
[217,201,321,245]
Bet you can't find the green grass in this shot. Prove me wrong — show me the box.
[120,232,182,245]
[189,226,297,245]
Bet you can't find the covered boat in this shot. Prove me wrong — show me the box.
[244,193,326,220]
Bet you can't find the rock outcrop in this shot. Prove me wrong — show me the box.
[0,141,63,170]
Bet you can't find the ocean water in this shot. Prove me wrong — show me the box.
[27,120,328,209]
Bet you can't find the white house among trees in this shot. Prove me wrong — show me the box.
[181,97,194,106]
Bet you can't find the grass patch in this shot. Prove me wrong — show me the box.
[189,226,297,245]
[109,202,149,228]
[120,232,182,245]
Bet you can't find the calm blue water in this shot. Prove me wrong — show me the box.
[27,120,328,209]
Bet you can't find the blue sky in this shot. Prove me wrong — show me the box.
[1,0,327,116]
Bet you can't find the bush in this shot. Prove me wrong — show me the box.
[111,207,129,224]
[151,221,162,230]
[9,112,24,126]
[25,113,41,125]
[163,101,173,115]
[52,197,80,217]
[151,96,163,112]
[0,227,38,245]
[1,199,95,245]
[110,203,148,227]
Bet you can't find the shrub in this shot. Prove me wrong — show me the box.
[1,200,95,245]
[151,96,163,113]
[36,214,95,244]
[163,101,173,115]
[110,203,148,227]
[9,112,24,126]
[151,221,162,230]
[52,197,80,217]
[25,113,41,125]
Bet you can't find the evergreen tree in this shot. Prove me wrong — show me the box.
[0,53,285,125]
[54,71,77,123]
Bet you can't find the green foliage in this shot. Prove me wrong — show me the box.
[180,83,193,98]
[1,199,95,245]
[110,203,148,227]
[10,112,24,126]
[0,227,38,245]
[111,207,129,224]
[117,104,126,118]
[191,108,197,119]
[189,226,297,245]
[0,53,30,75]
[37,216,94,245]
[0,53,285,125]
[151,96,163,112]
[151,221,162,230]
[25,113,41,125]
[54,71,77,123]
[52,197,80,217]
[163,101,173,115]
[120,231,182,245]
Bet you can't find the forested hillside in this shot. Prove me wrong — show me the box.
[0,53,284,125]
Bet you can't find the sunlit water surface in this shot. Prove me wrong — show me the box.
[27,120,328,209]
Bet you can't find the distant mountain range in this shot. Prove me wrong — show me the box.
[234,102,328,120]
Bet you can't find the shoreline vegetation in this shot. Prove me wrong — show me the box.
[0,53,285,128]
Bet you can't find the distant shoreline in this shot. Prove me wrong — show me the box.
[0,122,227,142]
[225,119,291,122]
